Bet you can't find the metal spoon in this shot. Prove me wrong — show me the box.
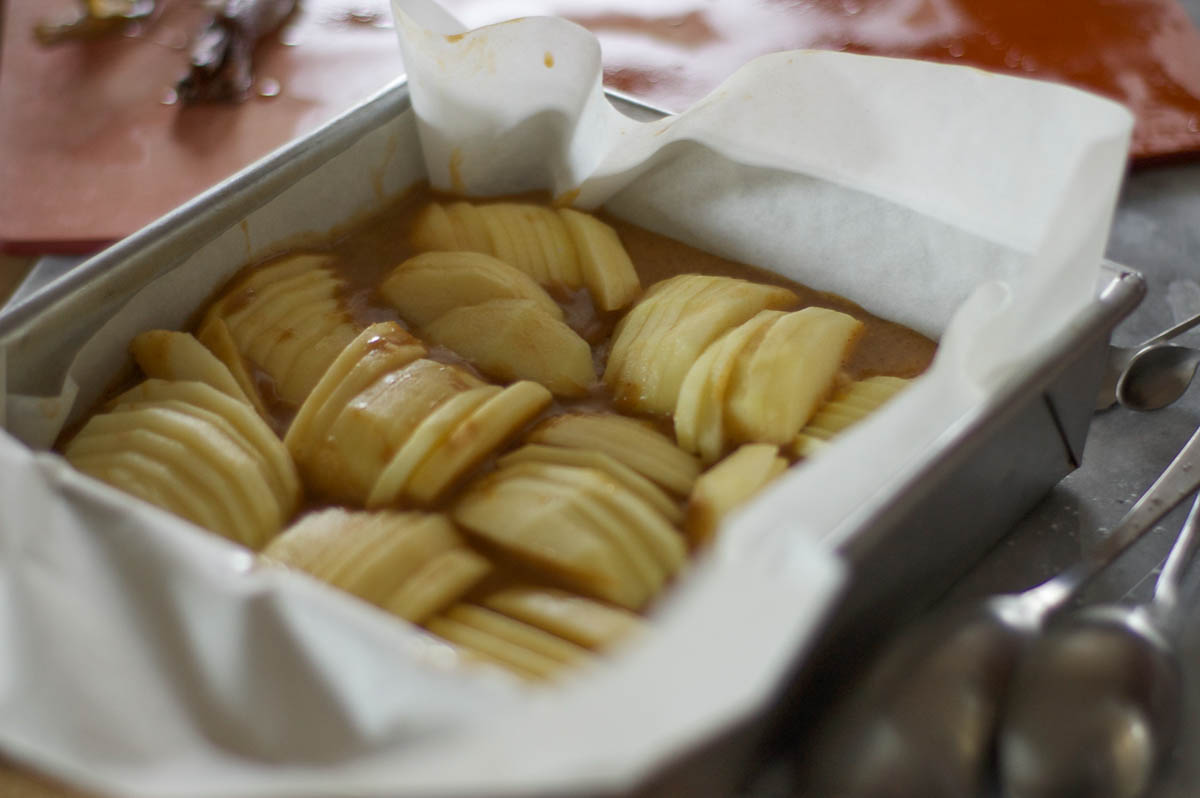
[998,489,1200,798]
[1117,343,1200,411]
[799,424,1200,798]
[1096,310,1200,410]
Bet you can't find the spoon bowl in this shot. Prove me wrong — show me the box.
[998,485,1200,798]
[1117,343,1200,411]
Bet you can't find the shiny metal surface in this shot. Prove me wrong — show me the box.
[1118,343,1200,411]
[1097,309,1200,410]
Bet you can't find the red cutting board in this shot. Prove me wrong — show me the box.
[0,0,405,254]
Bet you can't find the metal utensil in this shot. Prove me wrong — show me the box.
[1096,310,1200,410]
[799,424,1200,798]
[1116,343,1200,411]
[998,489,1200,798]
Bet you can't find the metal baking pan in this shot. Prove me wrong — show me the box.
[0,80,1146,795]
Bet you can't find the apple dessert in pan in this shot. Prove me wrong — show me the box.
[59,189,933,679]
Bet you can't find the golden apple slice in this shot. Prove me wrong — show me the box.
[444,201,493,253]
[528,412,700,496]
[223,269,337,336]
[404,380,553,505]
[491,464,665,596]
[212,254,334,315]
[130,330,251,406]
[607,275,796,416]
[425,614,570,680]
[68,450,221,533]
[481,585,644,650]
[528,205,582,288]
[409,202,459,251]
[284,322,426,464]
[422,299,594,397]
[454,473,648,608]
[686,443,789,544]
[383,548,493,624]
[367,385,501,508]
[242,295,341,367]
[319,512,461,604]
[485,203,550,283]
[112,379,300,512]
[498,443,683,524]
[379,250,562,327]
[558,208,640,311]
[726,307,864,444]
[67,420,256,546]
[308,359,484,503]
[791,376,911,456]
[278,322,362,409]
[674,310,785,463]
[196,316,269,420]
[260,507,358,572]
[109,396,293,529]
[442,604,590,666]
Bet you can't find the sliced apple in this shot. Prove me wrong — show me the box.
[725,307,864,444]
[498,443,683,524]
[284,322,425,465]
[379,250,562,327]
[404,380,552,505]
[558,208,640,311]
[425,614,570,680]
[674,310,785,463]
[444,201,493,254]
[367,385,500,508]
[481,585,644,650]
[528,412,700,496]
[686,443,789,544]
[67,450,221,533]
[130,330,250,406]
[442,604,590,666]
[409,202,458,251]
[196,316,270,420]
[422,298,594,397]
[305,358,484,503]
[383,548,493,624]
[454,471,649,609]
[528,205,582,288]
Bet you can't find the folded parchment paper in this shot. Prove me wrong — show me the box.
[0,1,1132,795]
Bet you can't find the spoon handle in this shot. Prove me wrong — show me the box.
[1088,423,1200,570]
[1138,309,1200,349]
[1153,487,1200,614]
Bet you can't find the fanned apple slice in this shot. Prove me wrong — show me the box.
[425,614,569,680]
[264,509,485,619]
[558,208,640,311]
[114,379,299,513]
[675,310,785,463]
[444,201,493,253]
[75,406,280,547]
[486,204,550,283]
[367,385,501,508]
[498,444,683,524]
[454,473,648,609]
[380,250,562,327]
[491,466,664,596]
[528,205,582,288]
[196,316,269,420]
[409,202,458,251]
[278,323,362,408]
[259,302,350,391]
[500,460,685,577]
[242,295,341,367]
[284,322,426,464]
[726,307,864,444]
[319,513,461,604]
[109,397,291,527]
[606,274,796,416]
[130,330,251,406]
[422,299,594,397]
[791,376,911,457]
[686,443,789,544]
[405,380,553,505]
[307,359,485,503]
[442,604,591,666]
[482,586,644,650]
[383,548,493,623]
[224,270,337,337]
[68,450,221,533]
[476,202,522,269]
[67,423,253,546]
[528,413,700,496]
[211,254,334,317]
